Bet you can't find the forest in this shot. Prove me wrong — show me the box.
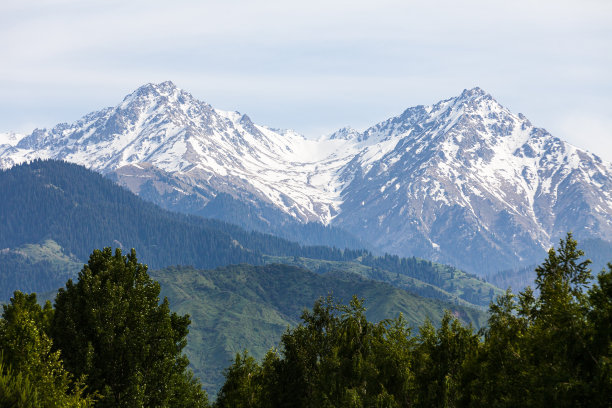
[0,234,610,407]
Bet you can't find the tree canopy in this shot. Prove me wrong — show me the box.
[0,291,94,407]
[50,247,209,407]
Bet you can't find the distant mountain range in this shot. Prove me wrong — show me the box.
[2,82,611,274]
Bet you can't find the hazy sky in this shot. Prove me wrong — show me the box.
[1,0,611,160]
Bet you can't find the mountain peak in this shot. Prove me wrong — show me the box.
[459,86,488,99]
[158,80,178,89]
[328,126,361,141]
[126,80,183,102]
[2,83,612,276]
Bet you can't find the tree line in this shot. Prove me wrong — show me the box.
[2,160,505,313]
[216,233,611,407]
[0,233,610,407]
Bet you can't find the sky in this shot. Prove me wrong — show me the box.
[1,0,611,160]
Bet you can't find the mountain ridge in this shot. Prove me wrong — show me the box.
[0,159,499,308]
[2,81,610,274]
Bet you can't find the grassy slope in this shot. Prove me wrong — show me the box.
[264,255,503,308]
[4,243,490,396]
[152,264,488,396]
[0,239,83,300]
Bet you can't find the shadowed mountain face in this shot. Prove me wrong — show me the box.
[2,82,611,274]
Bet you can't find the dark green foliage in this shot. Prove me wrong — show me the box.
[0,291,95,407]
[266,255,502,308]
[360,253,496,305]
[0,241,81,301]
[0,159,261,269]
[50,247,209,407]
[215,351,262,408]
[587,263,612,405]
[216,296,417,408]
[411,313,479,407]
[0,357,39,408]
[0,159,369,270]
[466,233,612,407]
[0,253,66,300]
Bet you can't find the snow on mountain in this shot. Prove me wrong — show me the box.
[2,82,611,273]
[6,81,347,223]
[333,87,612,271]
[0,132,27,168]
[0,132,26,146]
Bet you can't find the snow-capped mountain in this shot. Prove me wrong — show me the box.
[333,88,612,272]
[0,132,26,169]
[6,82,348,224]
[2,82,611,274]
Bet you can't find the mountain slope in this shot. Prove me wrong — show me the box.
[333,88,612,272]
[0,159,262,268]
[0,160,499,308]
[0,239,82,300]
[2,82,610,274]
[152,263,488,396]
[6,82,344,223]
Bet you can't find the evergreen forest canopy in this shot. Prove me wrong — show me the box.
[0,159,499,308]
[0,234,610,407]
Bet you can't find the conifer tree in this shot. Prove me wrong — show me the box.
[411,312,478,408]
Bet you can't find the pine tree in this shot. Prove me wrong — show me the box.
[586,263,612,407]
[467,233,608,407]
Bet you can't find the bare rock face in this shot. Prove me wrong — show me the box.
[3,82,611,274]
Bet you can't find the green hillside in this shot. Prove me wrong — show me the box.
[0,240,82,300]
[152,264,488,396]
[264,255,502,308]
[0,159,496,396]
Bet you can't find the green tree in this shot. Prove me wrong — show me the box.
[0,355,39,408]
[586,263,612,407]
[50,247,209,407]
[464,290,532,407]
[215,350,262,408]
[527,233,593,406]
[218,295,415,408]
[0,291,94,407]
[411,312,478,408]
[467,233,609,407]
